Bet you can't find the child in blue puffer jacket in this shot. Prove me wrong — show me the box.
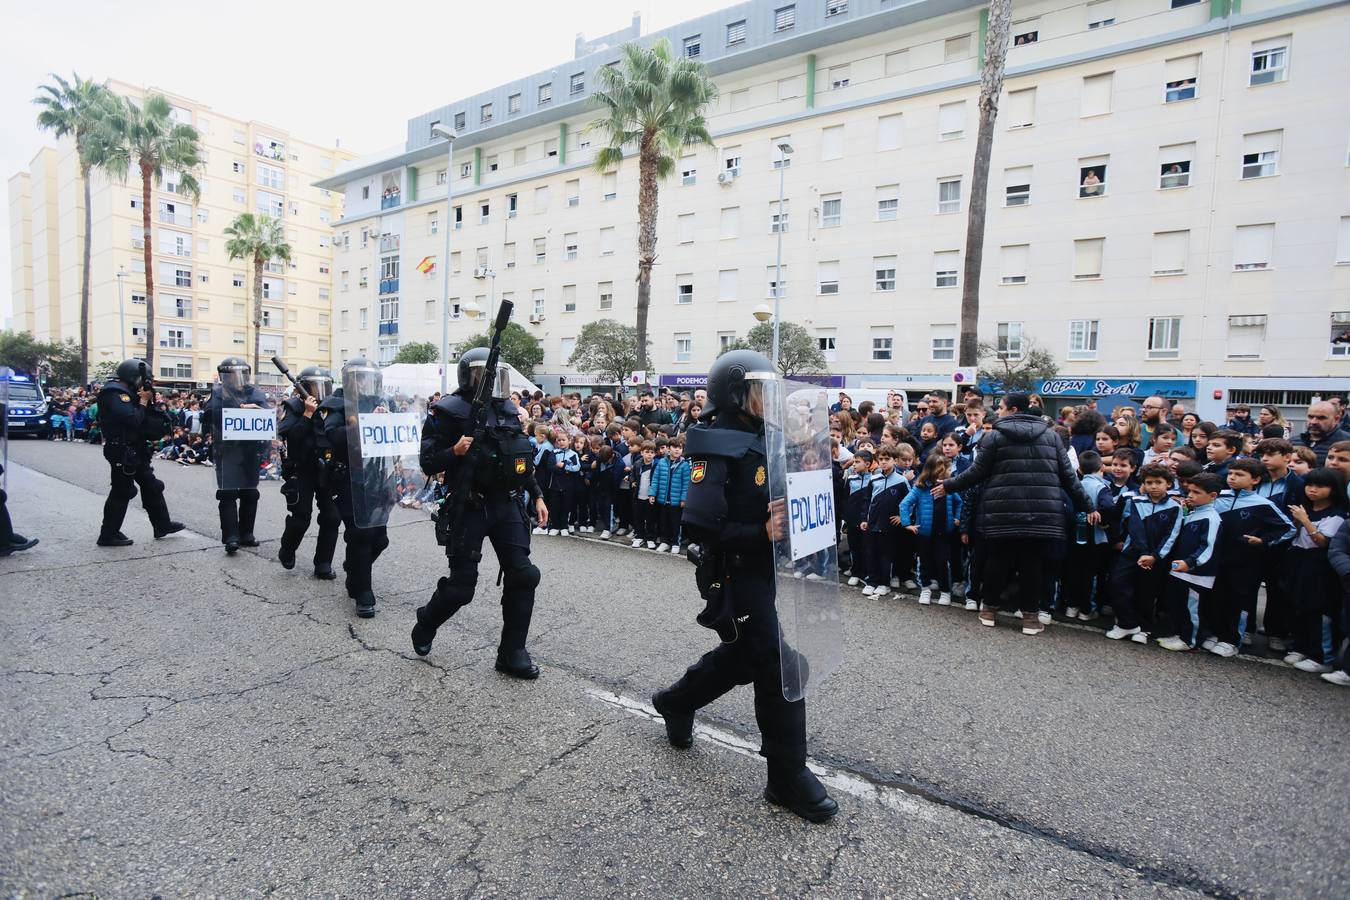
[901,453,963,605]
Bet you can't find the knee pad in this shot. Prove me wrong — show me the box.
[243,489,260,502]
[372,533,390,554]
[215,489,233,502]
[318,506,342,528]
[114,481,139,502]
[502,563,541,592]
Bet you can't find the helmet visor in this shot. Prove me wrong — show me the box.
[219,367,249,393]
[739,370,776,420]
[343,365,382,400]
[466,361,511,399]
[301,374,333,402]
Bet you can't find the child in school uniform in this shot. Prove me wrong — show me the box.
[650,438,691,554]
[1063,450,1117,621]
[892,443,920,589]
[900,453,962,606]
[1203,430,1242,482]
[592,444,616,538]
[938,433,970,593]
[1253,437,1306,652]
[1155,472,1224,651]
[549,435,581,535]
[843,451,875,587]
[1282,467,1347,673]
[532,425,556,535]
[576,435,598,533]
[860,446,908,598]
[1105,464,1183,643]
[630,442,657,549]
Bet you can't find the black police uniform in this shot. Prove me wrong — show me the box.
[202,384,270,550]
[412,389,544,678]
[96,379,179,544]
[319,389,390,614]
[277,395,341,577]
[652,412,838,822]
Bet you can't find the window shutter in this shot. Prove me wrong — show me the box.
[1074,238,1104,278]
[1165,54,1199,82]
[1005,88,1035,128]
[1152,231,1189,275]
[1000,244,1029,282]
[937,102,966,138]
[1081,73,1113,116]
[821,125,844,160]
[1233,224,1274,269]
[1158,142,1195,167]
[877,114,901,150]
[718,269,738,301]
[1242,130,1282,156]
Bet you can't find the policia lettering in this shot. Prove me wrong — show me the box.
[202,357,270,554]
[276,366,341,579]
[95,358,185,547]
[411,346,548,680]
[650,350,839,823]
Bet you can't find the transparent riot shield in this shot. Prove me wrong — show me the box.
[211,385,275,492]
[0,367,10,494]
[763,379,844,702]
[344,380,426,530]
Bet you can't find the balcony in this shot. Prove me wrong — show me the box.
[254,140,286,161]
[378,277,399,295]
[379,235,400,252]
[378,321,399,336]
[380,189,402,210]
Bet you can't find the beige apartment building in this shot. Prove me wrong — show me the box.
[8,79,354,389]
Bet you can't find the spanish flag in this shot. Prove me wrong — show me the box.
[417,256,435,274]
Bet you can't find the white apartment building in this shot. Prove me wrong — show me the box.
[319,0,1350,422]
[9,80,354,389]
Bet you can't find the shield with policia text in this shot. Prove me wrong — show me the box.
[210,385,275,491]
[343,360,426,529]
[763,378,844,702]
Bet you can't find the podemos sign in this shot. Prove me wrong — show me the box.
[220,409,276,441]
[785,468,836,561]
[357,412,421,458]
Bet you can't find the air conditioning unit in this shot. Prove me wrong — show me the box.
[528,314,542,324]
[473,266,489,278]
[716,172,732,185]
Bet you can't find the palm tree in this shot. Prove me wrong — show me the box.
[224,213,291,373]
[101,93,202,373]
[588,39,716,378]
[33,73,114,386]
[958,0,1014,368]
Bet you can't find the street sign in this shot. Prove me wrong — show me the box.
[952,367,977,385]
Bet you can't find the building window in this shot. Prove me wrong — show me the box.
[131,293,146,305]
[720,332,738,353]
[1226,315,1266,359]
[1148,317,1182,359]
[1172,0,1203,6]
[1152,230,1190,275]
[931,324,956,361]
[877,114,901,151]
[1079,159,1108,198]
[826,0,848,16]
[534,186,549,212]
[1249,38,1288,85]
[1159,143,1193,188]
[771,135,792,168]
[534,237,547,264]
[778,77,803,101]
[720,206,740,239]
[532,289,545,319]
[874,257,896,291]
[1241,131,1281,179]
[871,328,893,361]
[937,102,966,140]
[678,213,696,243]
[1329,313,1350,357]
[1005,166,1031,205]
[506,193,518,218]
[480,201,491,224]
[1081,72,1114,117]
[565,233,578,260]
[774,5,796,32]
[767,266,788,298]
[1074,238,1104,279]
[486,155,499,173]
[1338,216,1350,264]
[1013,20,1039,45]
[1233,223,1275,270]
[601,173,617,200]
[726,19,747,45]
[599,282,614,310]
[674,334,692,363]
[821,125,844,160]
[538,83,552,105]
[684,35,701,58]
[937,177,961,214]
[1067,320,1100,360]
[677,278,694,305]
[885,49,909,74]
[820,194,841,228]
[997,322,1024,359]
[1005,88,1035,129]
[817,332,838,362]
[876,185,899,220]
[1165,55,1199,102]
[566,179,580,206]
[681,162,697,186]
[503,243,516,268]
[570,72,585,95]
[1000,244,1028,284]
[770,201,789,234]
[508,93,521,114]
[718,269,738,302]
[562,284,577,313]
[944,34,971,62]
[818,260,840,295]
[934,251,959,288]
[1088,0,1116,28]
[545,139,559,158]
[599,227,615,257]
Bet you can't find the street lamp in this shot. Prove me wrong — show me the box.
[431,123,459,393]
[752,304,773,324]
[115,266,127,359]
[772,141,793,370]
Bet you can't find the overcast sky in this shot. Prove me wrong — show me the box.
[0,0,735,324]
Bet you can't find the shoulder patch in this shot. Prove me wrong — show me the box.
[690,460,707,484]
[119,394,131,402]
[754,465,766,487]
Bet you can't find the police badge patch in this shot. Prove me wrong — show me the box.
[690,460,707,484]
[119,394,131,402]
[755,465,766,486]
[515,457,527,474]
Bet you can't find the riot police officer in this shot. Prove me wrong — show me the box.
[95,359,185,547]
[320,357,392,618]
[651,350,838,823]
[411,347,549,679]
[276,366,340,579]
[202,357,271,554]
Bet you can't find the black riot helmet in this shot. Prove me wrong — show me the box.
[217,356,251,393]
[705,349,776,423]
[456,347,510,398]
[115,358,149,390]
[342,356,381,399]
[297,365,334,401]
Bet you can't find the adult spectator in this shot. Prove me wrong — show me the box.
[1256,405,1290,439]
[830,392,850,414]
[1329,395,1350,432]
[1293,402,1350,466]
[920,392,959,438]
[1137,396,1167,447]
[1225,404,1260,436]
[934,393,1094,635]
[1069,408,1106,457]
[637,391,669,429]
[1168,403,1187,427]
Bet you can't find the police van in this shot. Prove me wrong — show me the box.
[3,372,51,439]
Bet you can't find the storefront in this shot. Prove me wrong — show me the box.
[1032,378,1197,415]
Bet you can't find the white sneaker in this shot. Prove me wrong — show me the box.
[631,539,643,548]
[862,585,876,596]
[655,543,670,553]
[904,580,918,590]
[1129,632,1149,645]
[890,577,901,588]
[548,529,560,536]
[600,530,611,539]
[646,541,657,549]
[1105,625,1141,640]
[847,576,860,586]
[873,586,891,598]
[938,592,952,606]
[1209,641,1239,658]
[532,527,545,535]
[1038,612,1053,626]
[1201,637,1219,652]
[1294,658,1332,674]
[1283,651,1307,665]
[1156,636,1191,652]
[918,589,932,605]
[1065,607,1080,620]
[804,572,822,581]
[1320,670,1350,686]
[1077,610,1094,622]
[1266,637,1288,653]
[671,545,683,555]
[964,599,978,611]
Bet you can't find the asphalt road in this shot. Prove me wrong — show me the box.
[2,439,1346,898]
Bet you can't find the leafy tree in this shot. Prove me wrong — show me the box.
[91,359,119,385]
[393,341,439,364]
[587,39,716,378]
[567,319,650,386]
[0,332,82,386]
[722,321,827,378]
[101,92,202,372]
[976,338,1058,397]
[456,323,543,375]
[33,72,116,387]
[224,213,291,373]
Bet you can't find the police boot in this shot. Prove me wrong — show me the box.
[652,652,741,749]
[497,569,541,679]
[218,495,240,554]
[277,544,297,570]
[97,531,134,548]
[354,590,377,618]
[313,564,336,580]
[411,605,438,656]
[759,695,837,824]
[237,491,260,547]
[153,522,185,539]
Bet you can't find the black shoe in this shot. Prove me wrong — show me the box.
[313,564,336,580]
[278,546,296,570]
[238,535,260,548]
[411,607,436,656]
[153,522,185,539]
[494,647,540,680]
[11,533,31,544]
[651,690,694,748]
[354,591,377,618]
[765,768,839,824]
[225,539,239,555]
[97,532,134,547]
[0,537,39,557]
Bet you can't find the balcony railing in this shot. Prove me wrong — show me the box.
[380,192,402,210]
[379,278,399,295]
[378,321,399,335]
